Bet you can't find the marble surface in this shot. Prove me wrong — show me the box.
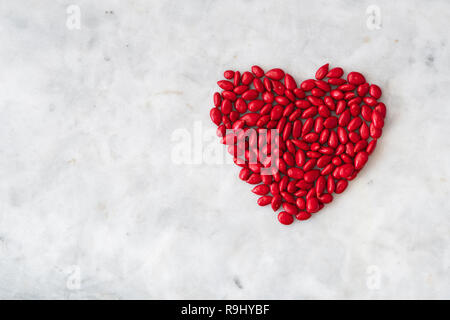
[0,0,449,299]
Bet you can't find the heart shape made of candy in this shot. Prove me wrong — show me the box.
[210,64,386,225]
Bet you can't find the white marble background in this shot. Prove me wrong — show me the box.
[0,0,449,299]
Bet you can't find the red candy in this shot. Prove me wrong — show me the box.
[210,64,386,225]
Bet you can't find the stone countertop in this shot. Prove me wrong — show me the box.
[0,0,449,299]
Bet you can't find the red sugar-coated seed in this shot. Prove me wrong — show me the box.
[275,96,290,106]
[252,184,270,195]
[318,193,333,204]
[278,211,294,225]
[328,131,339,148]
[241,71,254,85]
[327,67,344,78]
[348,117,362,131]
[370,122,382,139]
[375,102,386,118]
[324,117,338,129]
[287,167,304,179]
[331,156,341,165]
[335,100,347,115]
[317,155,332,168]
[277,117,287,133]
[281,191,296,204]
[339,163,354,178]
[330,89,344,100]
[252,78,264,93]
[344,92,356,100]
[338,110,351,127]
[372,110,385,129]
[257,195,272,206]
[222,91,237,101]
[229,111,240,123]
[301,79,316,91]
[261,174,272,185]
[316,176,326,196]
[247,173,261,184]
[327,175,335,193]
[278,176,288,192]
[323,96,335,110]
[210,107,222,125]
[357,83,369,96]
[304,170,320,183]
[312,88,326,97]
[256,115,270,127]
[251,65,264,78]
[350,104,361,117]
[366,140,377,154]
[321,163,334,176]
[307,96,323,106]
[224,70,234,79]
[270,182,279,195]
[233,71,240,87]
[287,180,298,193]
[248,100,265,112]
[296,211,311,221]
[364,97,377,106]
[310,142,320,151]
[339,84,355,91]
[354,140,368,153]
[369,84,382,99]
[315,80,331,92]
[337,127,348,144]
[263,77,272,91]
[265,68,285,80]
[284,73,297,90]
[328,78,346,85]
[315,63,329,80]
[272,195,282,211]
[296,197,306,210]
[216,125,226,137]
[217,80,234,91]
[239,167,251,181]
[302,106,318,118]
[213,92,221,107]
[335,180,348,194]
[242,89,259,100]
[260,104,272,116]
[293,88,306,98]
[303,132,319,143]
[283,103,295,117]
[303,159,317,172]
[306,197,320,213]
[283,202,298,215]
[306,188,316,200]
[341,153,353,164]
[235,98,247,113]
[318,105,330,118]
[221,99,232,114]
[361,105,372,121]
[347,72,366,85]
[240,113,260,126]
[354,151,369,170]
[349,132,361,143]
[285,89,296,102]
[272,83,284,95]
[297,180,312,190]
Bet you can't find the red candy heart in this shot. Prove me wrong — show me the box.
[210,64,386,225]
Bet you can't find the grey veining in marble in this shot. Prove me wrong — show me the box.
[0,0,449,299]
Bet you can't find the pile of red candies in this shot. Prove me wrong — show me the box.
[210,64,386,225]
